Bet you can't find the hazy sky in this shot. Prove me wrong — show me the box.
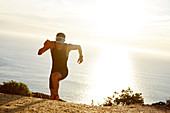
[0,0,170,52]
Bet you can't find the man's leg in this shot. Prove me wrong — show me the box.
[51,72,62,100]
[50,89,54,100]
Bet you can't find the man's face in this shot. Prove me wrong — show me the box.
[56,36,65,43]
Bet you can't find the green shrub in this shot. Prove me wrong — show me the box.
[0,80,32,96]
[103,87,144,106]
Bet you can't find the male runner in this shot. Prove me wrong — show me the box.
[38,32,83,100]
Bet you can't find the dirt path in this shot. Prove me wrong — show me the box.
[0,93,169,113]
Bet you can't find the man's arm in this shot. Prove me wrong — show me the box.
[68,44,83,64]
[38,40,52,55]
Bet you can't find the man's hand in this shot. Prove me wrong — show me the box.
[38,48,43,55]
[77,56,83,64]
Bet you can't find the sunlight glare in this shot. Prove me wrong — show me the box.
[88,45,133,104]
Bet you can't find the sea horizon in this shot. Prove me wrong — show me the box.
[0,35,170,105]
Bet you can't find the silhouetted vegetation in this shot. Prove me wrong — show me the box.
[103,87,144,106]
[0,80,66,101]
[0,80,32,96]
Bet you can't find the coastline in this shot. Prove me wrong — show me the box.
[0,93,169,113]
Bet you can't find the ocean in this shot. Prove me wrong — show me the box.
[0,34,170,105]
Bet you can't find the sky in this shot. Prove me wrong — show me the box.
[0,0,170,53]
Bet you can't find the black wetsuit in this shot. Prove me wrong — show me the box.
[49,43,68,89]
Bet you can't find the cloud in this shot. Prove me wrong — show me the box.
[1,0,170,53]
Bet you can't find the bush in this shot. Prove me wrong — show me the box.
[0,80,32,96]
[103,87,144,106]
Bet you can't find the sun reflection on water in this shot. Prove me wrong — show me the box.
[88,45,133,104]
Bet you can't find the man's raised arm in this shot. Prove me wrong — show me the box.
[68,44,83,64]
[38,40,51,55]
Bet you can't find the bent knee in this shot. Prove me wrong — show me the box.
[52,72,62,80]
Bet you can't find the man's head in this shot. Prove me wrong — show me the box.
[56,32,65,38]
[56,32,65,43]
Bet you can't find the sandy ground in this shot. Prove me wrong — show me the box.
[0,93,170,113]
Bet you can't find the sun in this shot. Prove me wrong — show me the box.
[85,0,148,39]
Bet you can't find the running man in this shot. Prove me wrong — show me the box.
[38,32,83,100]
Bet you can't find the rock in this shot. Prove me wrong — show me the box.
[6,104,10,106]
[166,100,170,108]
[32,92,50,99]
[31,92,66,102]
[152,102,166,106]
